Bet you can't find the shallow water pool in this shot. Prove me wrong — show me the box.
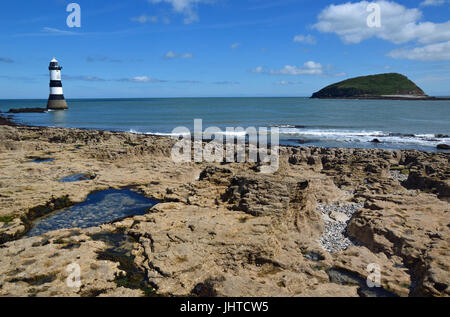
[31,158,54,163]
[59,174,92,183]
[26,188,158,237]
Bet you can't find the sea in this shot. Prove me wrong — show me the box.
[1,97,449,152]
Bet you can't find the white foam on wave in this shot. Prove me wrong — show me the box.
[128,129,252,138]
[278,128,385,137]
[379,135,450,146]
[128,129,189,137]
[128,128,449,148]
[277,128,450,147]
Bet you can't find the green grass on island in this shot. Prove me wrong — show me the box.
[312,73,426,98]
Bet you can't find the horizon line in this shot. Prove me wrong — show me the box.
[0,96,315,100]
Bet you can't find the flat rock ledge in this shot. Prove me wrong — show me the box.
[0,123,448,297]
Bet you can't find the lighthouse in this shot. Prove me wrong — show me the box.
[47,58,68,110]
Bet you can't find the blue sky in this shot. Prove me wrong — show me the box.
[0,0,449,98]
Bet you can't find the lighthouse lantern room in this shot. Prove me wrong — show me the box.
[47,58,68,110]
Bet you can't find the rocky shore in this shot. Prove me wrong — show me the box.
[0,117,448,297]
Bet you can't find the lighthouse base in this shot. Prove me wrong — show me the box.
[47,99,68,110]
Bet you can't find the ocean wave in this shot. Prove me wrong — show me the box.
[127,128,449,148]
[129,129,258,138]
[276,128,450,147]
[277,128,385,137]
[128,129,188,137]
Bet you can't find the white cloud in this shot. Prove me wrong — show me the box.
[387,41,450,61]
[314,1,450,61]
[163,51,194,59]
[275,81,302,85]
[131,14,159,24]
[269,62,324,75]
[230,42,242,49]
[420,0,449,6]
[313,1,450,45]
[86,56,124,63]
[120,76,166,83]
[148,0,214,24]
[131,76,155,83]
[42,27,80,36]
[213,81,239,85]
[164,51,177,59]
[293,34,316,45]
[329,72,348,77]
[64,75,106,82]
[62,75,168,83]
[250,62,325,76]
[250,66,264,73]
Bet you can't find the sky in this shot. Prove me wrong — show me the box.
[0,0,449,98]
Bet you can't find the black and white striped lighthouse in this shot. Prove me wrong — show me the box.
[47,58,68,110]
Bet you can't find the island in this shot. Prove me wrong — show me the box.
[311,73,449,100]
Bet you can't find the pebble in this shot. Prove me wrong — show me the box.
[317,202,364,253]
[389,170,408,182]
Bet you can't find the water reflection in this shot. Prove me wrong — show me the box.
[49,109,67,126]
[26,189,159,237]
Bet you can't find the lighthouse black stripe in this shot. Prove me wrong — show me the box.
[47,59,68,109]
[50,80,63,87]
[48,94,65,100]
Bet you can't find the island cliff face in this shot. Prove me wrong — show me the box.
[312,73,427,99]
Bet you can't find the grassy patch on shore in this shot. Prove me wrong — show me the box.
[8,273,57,286]
[239,216,250,223]
[0,215,15,223]
[390,165,410,175]
[53,238,81,249]
[401,169,410,175]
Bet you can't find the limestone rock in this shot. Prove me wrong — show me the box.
[0,122,448,297]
